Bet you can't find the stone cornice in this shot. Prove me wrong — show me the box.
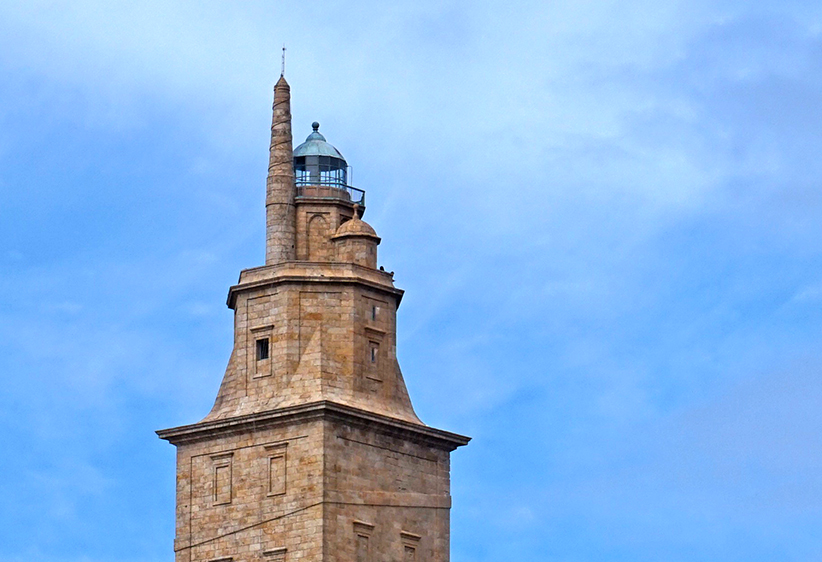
[226,261,403,309]
[156,400,471,451]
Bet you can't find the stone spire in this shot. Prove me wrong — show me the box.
[265,74,296,265]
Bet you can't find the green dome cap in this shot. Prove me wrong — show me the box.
[293,122,346,161]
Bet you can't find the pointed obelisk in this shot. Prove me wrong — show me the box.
[265,71,296,264]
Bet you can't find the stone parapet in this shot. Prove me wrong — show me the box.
[228,261,401,310]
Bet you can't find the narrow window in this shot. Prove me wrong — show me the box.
[356,534,369,562]
[401,531,421,560]
[366,341,382,382]
[354,521,374,562]
[263,547,287,561]
[371,305,377,321]
[267,445,287,496]
[214,465,230,503]
[212,458,233,505]
[256,338,270,361]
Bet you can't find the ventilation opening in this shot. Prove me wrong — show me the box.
[256,338,270,361]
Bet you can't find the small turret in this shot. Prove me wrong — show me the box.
[292,122,367,261]
[332,204,381,268]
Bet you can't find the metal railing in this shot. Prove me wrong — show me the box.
[295,179,365,206]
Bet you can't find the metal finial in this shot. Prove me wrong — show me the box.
[312,121,320,131]
[281,44,286,76]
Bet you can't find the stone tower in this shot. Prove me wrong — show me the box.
[157,75,470,562]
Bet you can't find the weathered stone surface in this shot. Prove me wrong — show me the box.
[266,75,296,265]
[158,76,469,562]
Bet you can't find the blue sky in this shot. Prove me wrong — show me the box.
[1,1,821,560]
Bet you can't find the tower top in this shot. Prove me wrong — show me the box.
[158,75,468,562]
[293,122,346,161]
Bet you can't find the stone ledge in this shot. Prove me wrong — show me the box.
[325,490,452,509]
[157,400,470,451]
[227,261,403,309]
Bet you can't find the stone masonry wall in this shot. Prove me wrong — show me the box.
[204,267,418,425]
[323,419,453,562]
[173,418,325,562]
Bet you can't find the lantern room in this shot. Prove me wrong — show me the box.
[293,122,365,206]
